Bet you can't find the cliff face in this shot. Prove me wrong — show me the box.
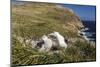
[12,2,84,38]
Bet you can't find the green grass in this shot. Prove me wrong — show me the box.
[12,37,96,66]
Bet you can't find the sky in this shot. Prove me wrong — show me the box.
[61,4,96,21]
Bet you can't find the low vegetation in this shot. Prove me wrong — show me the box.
[12,37,96,66]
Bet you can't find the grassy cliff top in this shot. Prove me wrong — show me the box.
[12,2,83,39]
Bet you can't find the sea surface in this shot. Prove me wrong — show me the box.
[82,21,96,42]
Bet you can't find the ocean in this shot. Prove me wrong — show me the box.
[82,21,96,42]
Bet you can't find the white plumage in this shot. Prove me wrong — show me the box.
[48,32,67,48]
[39,35,53,52]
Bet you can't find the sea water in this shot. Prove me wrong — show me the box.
[82,21,96,42]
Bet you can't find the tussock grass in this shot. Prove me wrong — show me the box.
[12,2,96,66]
[12,37,96,66]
